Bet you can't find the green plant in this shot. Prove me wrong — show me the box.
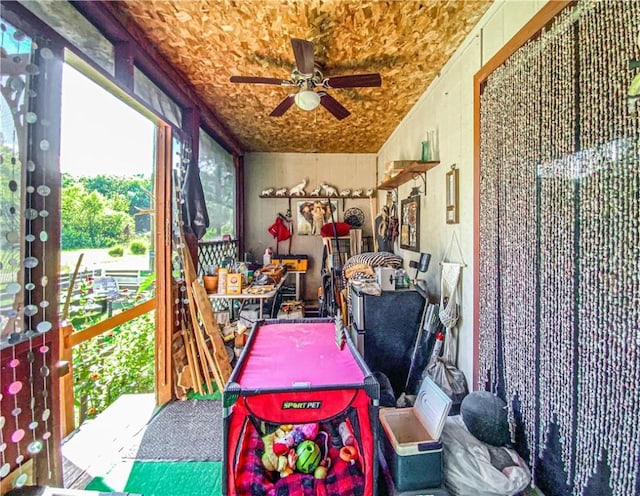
[137,272,156,294]
[73,312,155,423]
[129,240,147,255]
[108,246,124,257]
[66,272,157,424]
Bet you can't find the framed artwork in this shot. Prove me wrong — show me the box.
[400,196,420,251]
[296,200,338,235]
[446,167,459,224]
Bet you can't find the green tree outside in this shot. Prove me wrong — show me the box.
[61,174,152,250]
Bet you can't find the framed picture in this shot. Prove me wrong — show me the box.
[446,167,459,224]
[297,200,338,235]
[400,196,420,251]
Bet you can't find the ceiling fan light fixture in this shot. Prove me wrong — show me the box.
[295,90,321,111]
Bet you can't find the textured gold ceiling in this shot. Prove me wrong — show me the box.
[113,0,492,153]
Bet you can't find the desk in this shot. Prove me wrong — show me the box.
[208,279,284,319]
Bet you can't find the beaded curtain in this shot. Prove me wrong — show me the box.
[479,1,640,495]
[0,18,59,488]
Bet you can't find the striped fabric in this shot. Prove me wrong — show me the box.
[342,251,403,286]
[342,252,403,318]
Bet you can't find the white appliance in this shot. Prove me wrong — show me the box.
[375,267,396,291]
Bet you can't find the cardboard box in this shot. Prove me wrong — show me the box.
[277,300,305,319]
[379,377,452,491]
[226,272,243,294]
[234,333,248,347]
[271,254,308,271]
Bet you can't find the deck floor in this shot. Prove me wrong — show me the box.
[62,393,544,496]
[62,393,157,489]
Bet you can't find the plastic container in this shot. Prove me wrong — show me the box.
[271,254,309,271]
[217,268,228,294]
[379,377,452,491]
[339,421,355,446]
[263,247,272,266]
[378,445,450,495]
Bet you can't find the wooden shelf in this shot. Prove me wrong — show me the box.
[259,194,372,199]
[377,161,439,190]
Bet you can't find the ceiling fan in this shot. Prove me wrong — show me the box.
[229,38,382,120]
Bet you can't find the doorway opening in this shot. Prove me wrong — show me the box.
[58,62,158,435]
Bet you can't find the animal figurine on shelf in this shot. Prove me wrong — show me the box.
[339,189,351,197]
[351,189,363,198]
[366,188,375,198]
[275,187,288,197]
[321,183,338,197]
[309,185,322,197]
[261,187,275,197]
[289,178,308,196]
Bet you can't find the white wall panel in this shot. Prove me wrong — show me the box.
[245,153,377,301]
[376,1,544,388]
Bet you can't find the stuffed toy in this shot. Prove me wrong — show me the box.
[261,432,293,477]
[261,432,280,472]
[273,423,319,456]
[263,423,322,478]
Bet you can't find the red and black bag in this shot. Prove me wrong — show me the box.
[268,213,293,254]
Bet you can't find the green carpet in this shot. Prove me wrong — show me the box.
[86,460,221,496]
[187,385,222,401]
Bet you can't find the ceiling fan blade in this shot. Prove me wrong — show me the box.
[324,73,382,89]
[291,38,315,75]
[319,92,350,120]
[230,76,290,85]
[269,95,295,117]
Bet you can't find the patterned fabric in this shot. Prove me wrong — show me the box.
[234,422,365,496]
[341,252,403,318]
[342,251,403,286]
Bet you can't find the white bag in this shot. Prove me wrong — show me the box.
[441,416,531,496]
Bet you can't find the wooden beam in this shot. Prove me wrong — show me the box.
[475,1,573,85]
[155,124,174,404]
[66,299,155,348]
[114,40,134,91]
[59,323,76,437]
[1,459,34,495]
[235,154,245,257]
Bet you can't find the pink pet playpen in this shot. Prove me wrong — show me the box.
[223,319,379,495]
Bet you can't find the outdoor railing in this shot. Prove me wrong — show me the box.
[58,267,156,437]
[59,300,155,437]
[58,238,238,436]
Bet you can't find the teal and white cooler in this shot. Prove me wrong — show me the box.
[379,377,452,491]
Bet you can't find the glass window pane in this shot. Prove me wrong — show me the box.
[134,67,182,128]
[19,0,115,75]
[198,130,235,240]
